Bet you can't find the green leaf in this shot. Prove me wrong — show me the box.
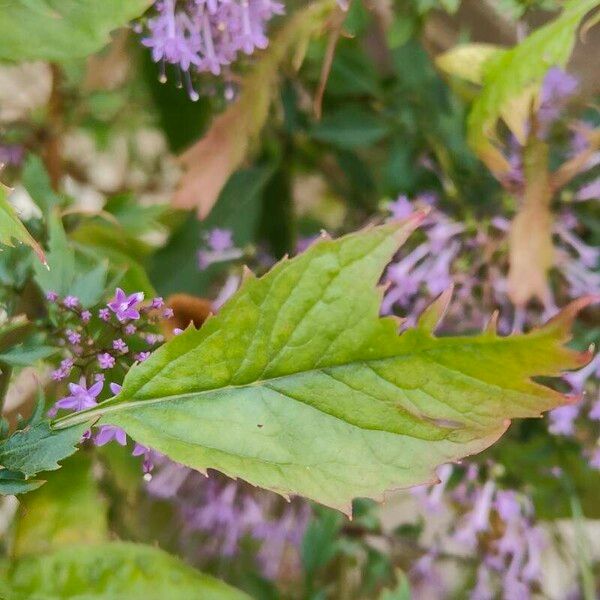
[21,155,62,219]
[436,43,502,85]
[0,184,45,265]
[13,453,108,557]
[33,212,108,307]
[467,0,599,166]
[0,343,57,367]
[4,542,249,599]
[58,219,592,513]
[0,470,44,496]
[0,0,153,63]
[0,421,88,478]
[309,106,390,149]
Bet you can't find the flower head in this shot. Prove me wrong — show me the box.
[98,352,116,369]
[108,288,144,322]
[53,377,103,413]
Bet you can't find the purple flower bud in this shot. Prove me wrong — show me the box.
[97,352,116,370]
[112,338,128,354]
[46,291,59,302]
[110,382,122,395]
[162,307,174,319]
[548,402,580,436]
[135,351,151,363]
[151,297,165,309]
[99,308,110,321]
[173,327,184,336]
[81,310,92,323]
[124,323,137,335]
[63,295,80,309]
[65,329,81,345]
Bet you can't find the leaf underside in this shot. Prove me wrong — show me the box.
[86,216,591,514]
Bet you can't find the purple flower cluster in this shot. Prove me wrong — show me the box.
[411,465,546,598]
[146,459,310,578]
[140,0,284,99]
[46,288,172,463]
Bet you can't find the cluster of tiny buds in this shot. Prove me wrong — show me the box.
[46,288,172,383]
[45,288,174,476]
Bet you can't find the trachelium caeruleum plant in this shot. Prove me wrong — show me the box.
[0,0,598,597]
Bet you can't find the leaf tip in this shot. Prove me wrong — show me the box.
[484,310,500,335]
[417,285,454,332]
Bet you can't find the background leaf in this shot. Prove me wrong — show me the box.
[0,185,45,265]
[12,452,108,557]
[3,542,249,599]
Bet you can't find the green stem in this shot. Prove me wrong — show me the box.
[0,360,12,415]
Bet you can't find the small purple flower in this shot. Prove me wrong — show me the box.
[81,310,92,323]
[98,353,115,369]
[135,351,151,363]
[173,328,184,336]
[108,288,144,322]
[133,443,155,475]
[387,195,413,220]
[124,324,137,335]
[46,291,59,302]
[110,382,122,395]
[575,178,600,201]
[205,228,233,252]
[548,403,580,436]
[144,333,164,345]
[162,308,174,319]
[63,295,79,309]
[98,308,110,321]
[113,338,128,354]
[94,425,127,447]
[589,399,600,421]
[51,358,74,381]
[65,329,81,345]
[151,297,165,309]
[538,67,578,126]
[52,377,103,413]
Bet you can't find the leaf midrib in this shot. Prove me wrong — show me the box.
[55,340,548,430]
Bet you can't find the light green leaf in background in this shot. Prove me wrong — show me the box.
[0,0,153,63]
[0,470,45,496]
[33,212,108,307]
[56,219,592,513]
[21,155,62,220]
[466,0,599,171]
[12,453,108,557]
[436,43,501,85]
[309,106,391,149]
[3,542,249,599]
[0,184,45,265]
